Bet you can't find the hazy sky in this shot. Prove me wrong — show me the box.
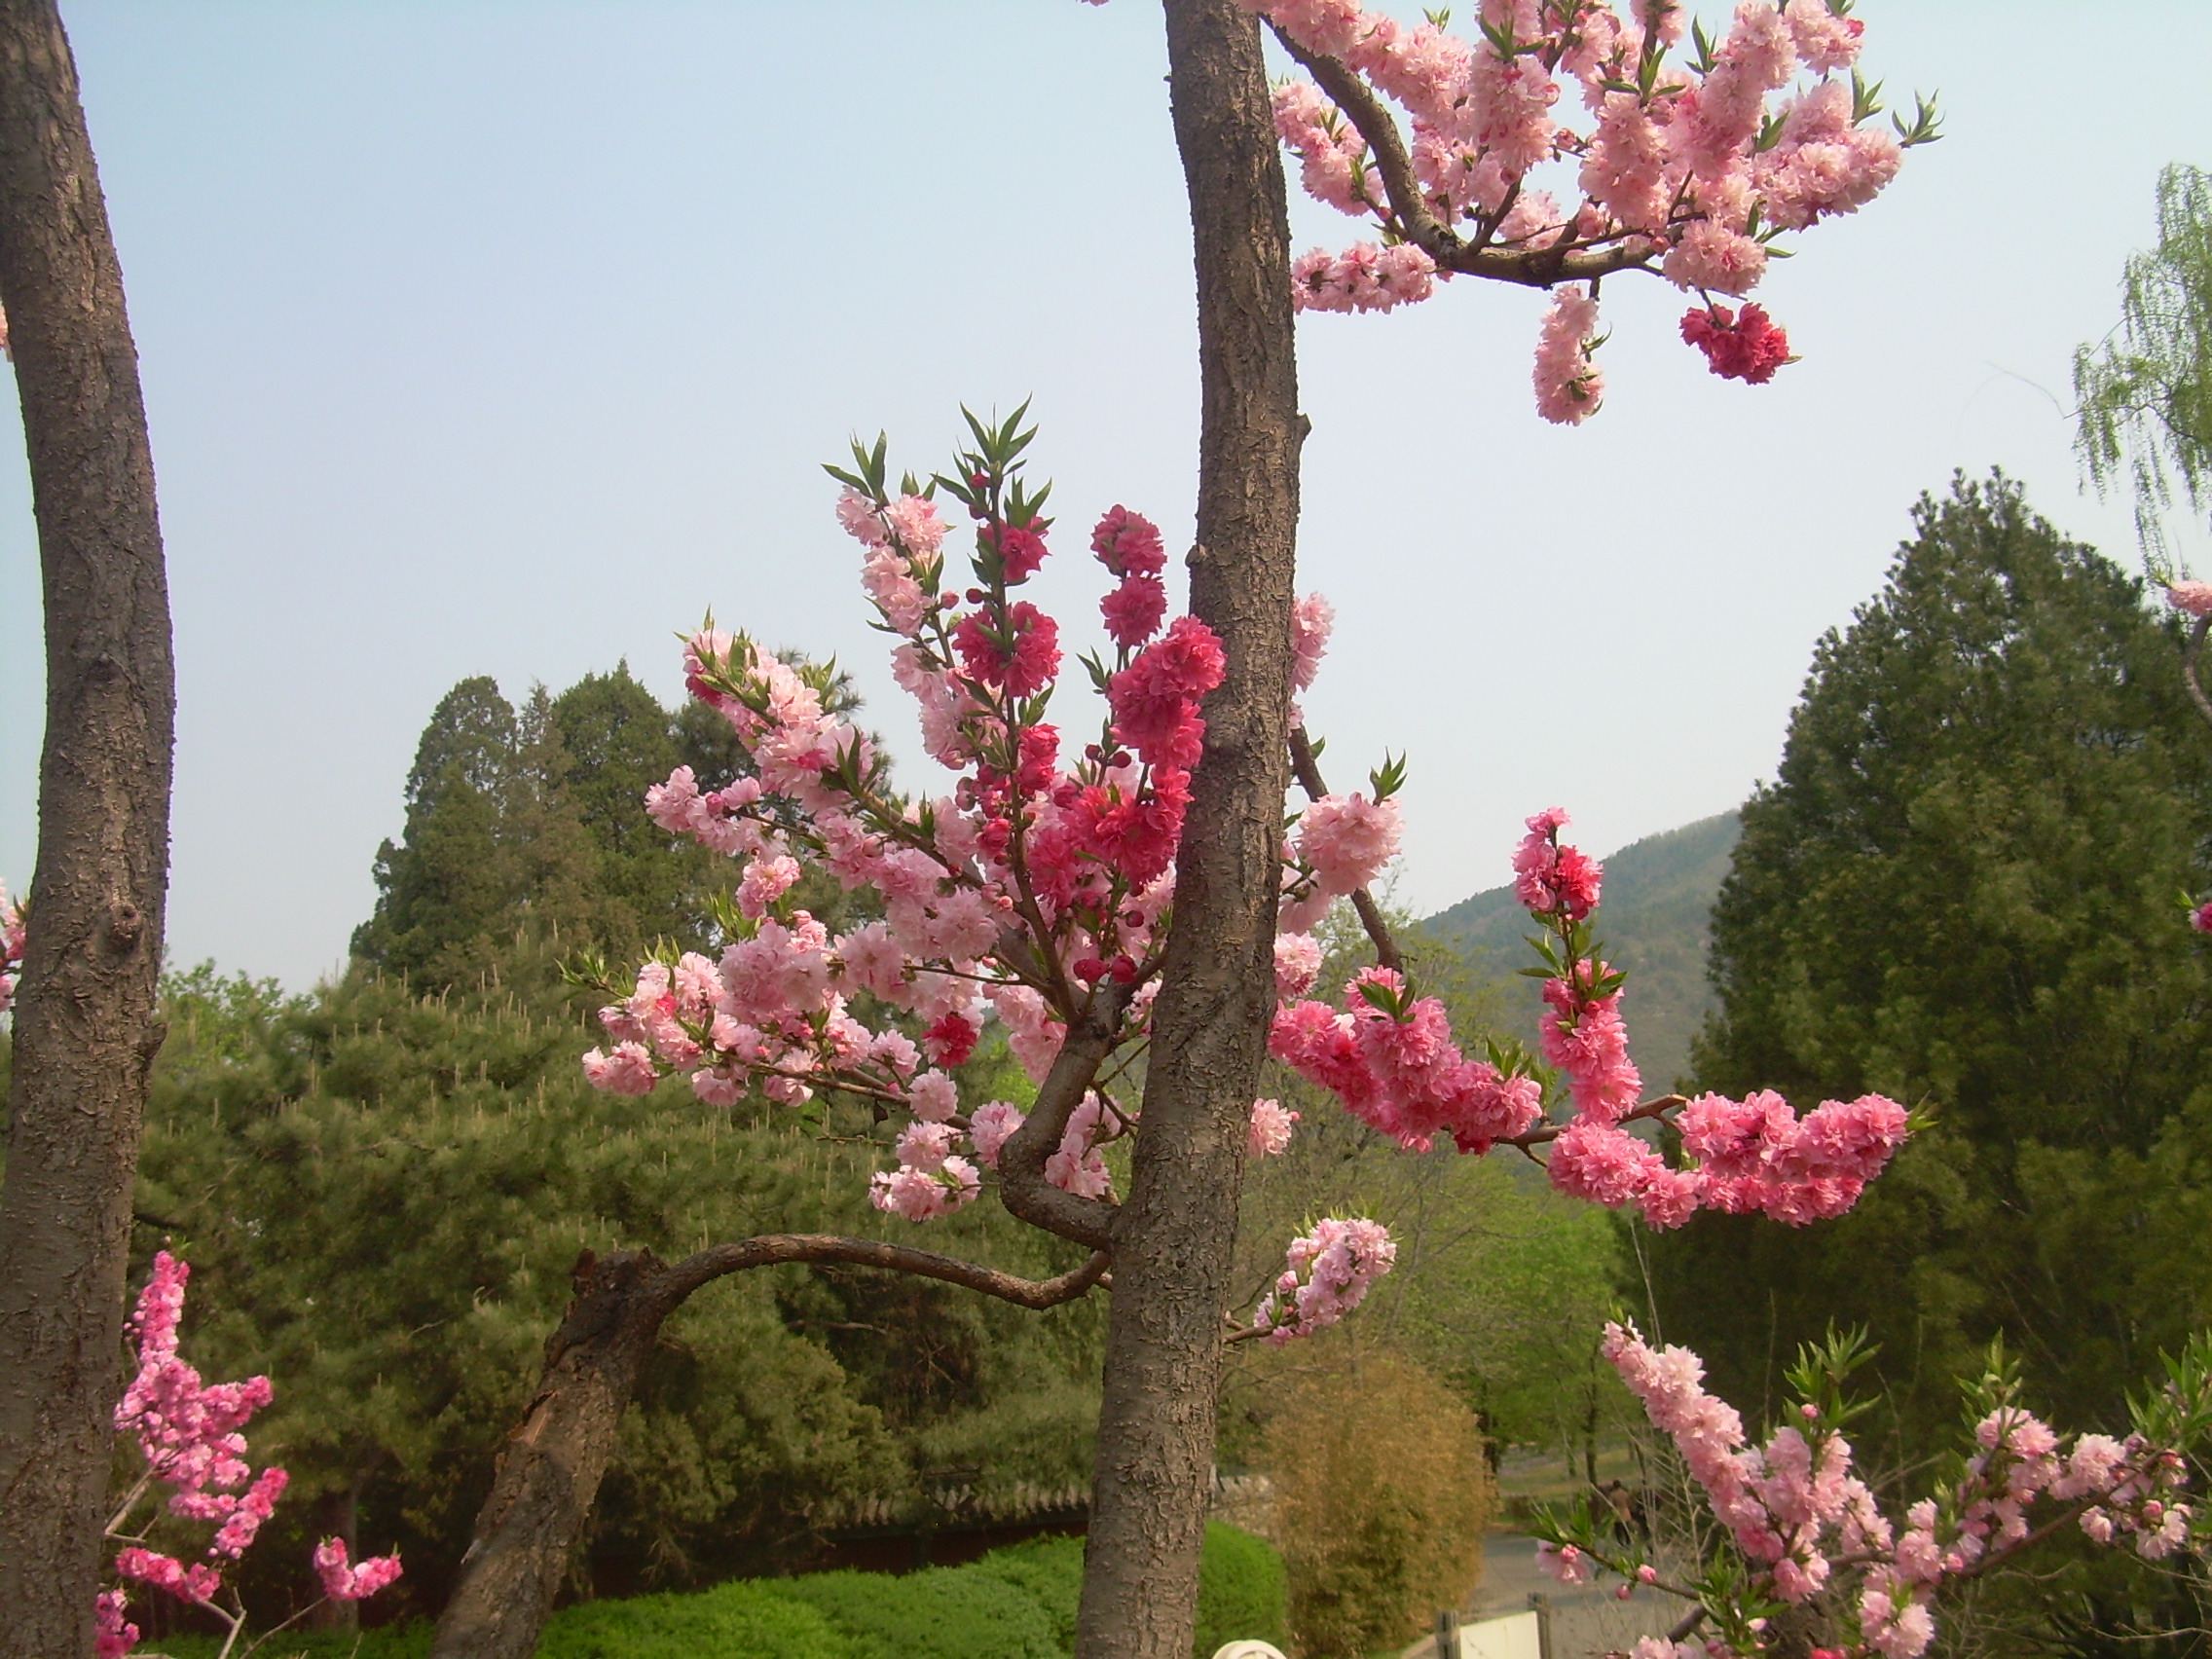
[2,1,2208,989]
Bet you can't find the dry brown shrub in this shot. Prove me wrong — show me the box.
[1265,1348,1494,1659]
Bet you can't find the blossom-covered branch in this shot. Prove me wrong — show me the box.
[1530,1323,2212,1659]
[100,1252,400,1659]
[1235,0,1936,420]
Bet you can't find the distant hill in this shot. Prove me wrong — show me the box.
[1416,811,1740,1094]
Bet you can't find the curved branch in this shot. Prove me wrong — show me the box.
[994,989,1128,1251]
[1288,724,1403,976]
[2184,614,2212,729]
[1270,23,1657,289]
[655,1233,1111,1313]
[435,1235,1107,1659]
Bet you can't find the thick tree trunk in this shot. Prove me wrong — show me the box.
[1075,4,1301,1657]
[433,1237,1109,1659]
[0,2,176,1651]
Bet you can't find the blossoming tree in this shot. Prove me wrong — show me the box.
[424,4,1946,1657]
[1529,1323,2212,1659]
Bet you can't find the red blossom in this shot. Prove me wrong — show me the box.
[1680,302,1792,385]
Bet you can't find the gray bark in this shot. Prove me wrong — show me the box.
[1073,3,1303,1655]
[0,1,176,1651]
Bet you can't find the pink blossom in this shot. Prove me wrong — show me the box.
[1291,593,1335,693]
[1273,932,1323,999]
[736,854,802,919]
[908,1069,960,1124]
[1248,1097,1301,1158]
[1533,285,1604,424]
[2168,581,2212,618]
[1680,302,1791,384]
[1101,572,1168,649]
[835,488,888,546]
[95,1590,138,1659]
[582,1042,660,1096]
[1299,793,1402,896]
[1091,504,1166,577]
[1536,1542,1593,1586]
[969,1101,1025,1167]
[1252,1216,1396,1343]
[313,1537,405,1603]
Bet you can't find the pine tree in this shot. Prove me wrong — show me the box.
[1649,473,2212,1452]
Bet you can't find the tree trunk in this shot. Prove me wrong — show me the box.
[432,1250,670,1659]
[1075,4,1301,1656]
[433,1237,1109,1659]
[0,2,176,1651]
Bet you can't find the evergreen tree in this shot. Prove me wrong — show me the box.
[131,957,1104,1620]
[351,678,527,985]
[1649,474,2212,1455]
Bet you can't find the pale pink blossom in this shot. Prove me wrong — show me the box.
[1247,1097,1301,1158]
[1532,285,1604,424]
[1299,793,1402,896]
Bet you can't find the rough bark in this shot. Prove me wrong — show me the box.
[0,2,176,1650]
[1074,4,1302,1656]
[432,1237,1108,1659]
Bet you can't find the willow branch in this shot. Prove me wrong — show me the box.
[994,988,1128,1251]
[1269,24,1656,288]
[655,1234,1110,1314]
[1288,724,1403,976]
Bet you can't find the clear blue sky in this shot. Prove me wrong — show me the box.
[2,1,2207,988]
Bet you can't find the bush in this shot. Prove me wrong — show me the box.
[1193,1522,1289,1657]
[536,1577,861,1659]
[1268,1352,1493,1659]
[971,1534,1086,1650]
[768,1561,1062,1659]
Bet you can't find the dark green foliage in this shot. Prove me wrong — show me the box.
[351,664,768,990]
[1652,473,2212,1457]
[133,956,1105,1622]
[1420,811,1739,1093]
[1191,1523,1289,1658]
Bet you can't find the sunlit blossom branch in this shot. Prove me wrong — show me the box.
[1287,723,1403,976]
[1268,23,1657,289]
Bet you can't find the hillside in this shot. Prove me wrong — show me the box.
[1416,811,1740,1094]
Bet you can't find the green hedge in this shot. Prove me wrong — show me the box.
[538,1577,860,1659]
[770,1560,1062,1659]
[1194,1522,1290,1658]
[152,1524,1284,1659]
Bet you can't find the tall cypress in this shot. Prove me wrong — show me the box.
[1649,473,2212,1450]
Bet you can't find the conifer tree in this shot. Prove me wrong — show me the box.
[1653,473,2212,1449]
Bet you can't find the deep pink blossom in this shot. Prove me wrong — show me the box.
[1680,302,1791,384]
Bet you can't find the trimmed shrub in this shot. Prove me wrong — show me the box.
[769,1561,1061,1659]
[972,1534,1086,1651]
[1267,1352,1493,1659]
[1193,1523,1289,1658]
[536,1577,860,1659]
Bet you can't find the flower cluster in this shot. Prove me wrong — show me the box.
[100,1252,399,1658]
[584,419,1244,1227]
[0,880,22,1016]
[1275,808,1906,1228]
[1251,1216,1397,1344]
[1243,0,1933,419]
[1559,1322,2200,1659]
